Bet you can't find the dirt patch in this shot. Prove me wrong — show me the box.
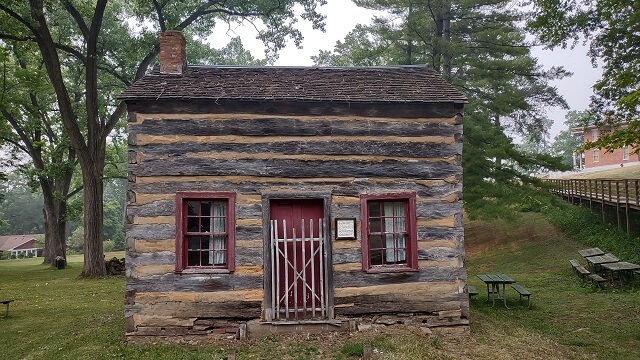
[185,321,588,359]
[465,214,564,258]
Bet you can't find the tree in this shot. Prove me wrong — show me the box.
[528,0,640,152]
[0,43,75,264]
[0,0,325,277]
[550,110,592,168]
[314,0,569,219]
[0,173,45,235]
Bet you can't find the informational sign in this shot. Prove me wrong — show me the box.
[335,218,357,240]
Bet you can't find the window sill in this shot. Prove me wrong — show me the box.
[364,266,418,274]
[175,268,232,274]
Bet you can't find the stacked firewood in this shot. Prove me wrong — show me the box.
[105,257,125,275]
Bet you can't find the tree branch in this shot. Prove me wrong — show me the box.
[152,0,167,31]
[176,2,271,31]
[0,4,37,33]
[102,101,126,143]
[0,33,87,64]
[61,0,90,41]
[0,107,41,164]
[135,46,159,81]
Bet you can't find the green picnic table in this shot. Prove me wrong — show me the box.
[477,274,516,308]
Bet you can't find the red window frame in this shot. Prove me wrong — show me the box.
[360,193,418,273]
[175,192,236,273]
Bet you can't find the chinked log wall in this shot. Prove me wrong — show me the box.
[125,101,467,340]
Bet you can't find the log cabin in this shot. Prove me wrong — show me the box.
[119,31,468,343]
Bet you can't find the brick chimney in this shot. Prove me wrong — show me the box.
[159,30,186,75]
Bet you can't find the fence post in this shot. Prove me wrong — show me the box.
[602,180,606,222]
[625,179,630,236]
[363,345,372,360]
[616,180,621,230]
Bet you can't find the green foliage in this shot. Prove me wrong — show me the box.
[316,0,570,220]
[67,227,84,254]
[340,342,364,357]
[103,200,124,251]
[550,111,590,167]
[542,202,640,263]
[0,173,45,235]
[528,0,640,151]
[103,240,115,253]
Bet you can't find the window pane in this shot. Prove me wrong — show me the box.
[187,251,200,266]
[187,201,199,215]
[369,218,381,233]
[201,217,210,232]
[200,201,211,216]
[368,202,380,217]
[369,235,382,250]
[213,250,227,266]
[187,217,199,232]
[370,249,383,265]
[187,236,200,250]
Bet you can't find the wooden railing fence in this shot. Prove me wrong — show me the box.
[545,179,640,235]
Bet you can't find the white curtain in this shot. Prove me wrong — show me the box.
[210,201,227,265]
[383,202,406,263]
[394,203,406,263]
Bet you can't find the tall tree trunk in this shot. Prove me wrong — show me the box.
[433,12,443,72]
[81,165,105,277]
[442,3,452,80]
[42,186,67,265]
[43,207,52,264]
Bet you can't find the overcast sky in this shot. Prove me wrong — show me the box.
[208,1,603,140]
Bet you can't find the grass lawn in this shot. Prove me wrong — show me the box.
[2,215,640,359]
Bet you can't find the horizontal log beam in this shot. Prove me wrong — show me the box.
[130,117,461,138]
[130,158,460,179]
[126,99,463,119]
[130,112,460,124]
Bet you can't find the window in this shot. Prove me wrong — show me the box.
[176,192,235,272]
[360,193,417,272]
[593,149,600,163]
[591,129,599,141]
[623,146,630,161]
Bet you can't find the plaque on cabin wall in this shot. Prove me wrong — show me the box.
[335,218,357,240]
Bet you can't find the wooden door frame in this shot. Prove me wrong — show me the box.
[262,191,334,322]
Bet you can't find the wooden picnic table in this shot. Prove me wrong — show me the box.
[600,262,640,287]
[586,253,619,272]
[578,247,605,258]
[477,274,516,308]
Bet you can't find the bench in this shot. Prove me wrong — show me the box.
[1,299,14,317]
[570,259,591,278]
[575,266,591,278]
[569,259,581,268]
[588,274,607,289]
[511,285,532,309]
[467,285,479,298]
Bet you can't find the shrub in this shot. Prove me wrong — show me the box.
[103,240,115,253]
[542,202,640,263]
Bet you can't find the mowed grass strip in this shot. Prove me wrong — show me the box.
[1,213,640,359]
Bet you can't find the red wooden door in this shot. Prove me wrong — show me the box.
[270,199,325,318]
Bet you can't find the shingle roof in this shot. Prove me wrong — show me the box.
[118,65,467,104]
[0,234,43,251]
